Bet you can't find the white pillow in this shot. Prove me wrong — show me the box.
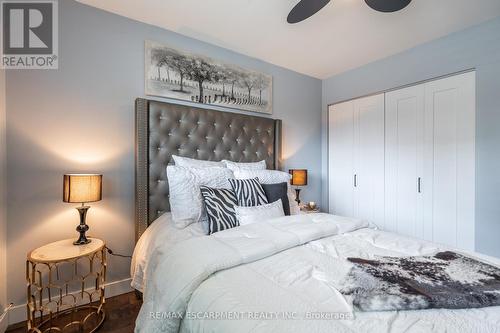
[222,160,266,171]
[172,155,224,168]
[167,166,234,228]
[233,169,300,215]
[235,199,284,226]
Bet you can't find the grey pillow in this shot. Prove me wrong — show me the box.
[261,182,290,216]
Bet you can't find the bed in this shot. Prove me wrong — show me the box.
[132,99,500,333]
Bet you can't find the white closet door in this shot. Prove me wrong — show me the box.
[424,72,475,251]
[353,94,385,226]
[328,101,355,217]
[385,85,425,237]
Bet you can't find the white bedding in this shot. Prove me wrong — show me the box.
[131,213,206,292]
[133,213,500,333]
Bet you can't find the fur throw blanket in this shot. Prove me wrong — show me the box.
[340,251,500,312]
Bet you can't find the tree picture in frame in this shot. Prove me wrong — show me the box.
[145,40,273,114]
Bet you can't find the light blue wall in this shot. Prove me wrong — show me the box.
[0,68,7,328]
[322,17,500,258]
[5,0,321,309]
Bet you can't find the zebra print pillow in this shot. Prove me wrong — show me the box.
[200,186,239,234]
[228,178,268,207]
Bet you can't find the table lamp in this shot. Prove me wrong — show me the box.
[289,169,307,205]
[63,174,102,245]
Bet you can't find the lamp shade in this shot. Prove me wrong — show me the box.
[63,174,102,203]
[289,169,308,186]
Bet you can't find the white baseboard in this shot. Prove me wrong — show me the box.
[0,311,8,333]
[7,278,133,326]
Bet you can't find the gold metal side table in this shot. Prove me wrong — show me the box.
[26,238,106,333]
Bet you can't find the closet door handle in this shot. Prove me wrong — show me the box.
[417,177,422,193]
[354,174,357,188]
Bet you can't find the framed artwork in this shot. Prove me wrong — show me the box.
[145,40,273,114]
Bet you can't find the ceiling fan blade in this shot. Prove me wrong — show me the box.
[287,0,331,24]
[365,0,412,13]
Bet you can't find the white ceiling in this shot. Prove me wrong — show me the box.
[77,0,500,79]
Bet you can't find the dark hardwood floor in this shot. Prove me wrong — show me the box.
[7,292,142,333]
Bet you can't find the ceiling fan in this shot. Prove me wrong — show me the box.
[287,0,412,24]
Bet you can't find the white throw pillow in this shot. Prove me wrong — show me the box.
[235,199,284,226]
[167,166,234,228]
[172,155,224,168]
[233,169,300,215]
[222,160,267,171]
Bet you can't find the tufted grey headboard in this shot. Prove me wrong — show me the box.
[135,98,282,241]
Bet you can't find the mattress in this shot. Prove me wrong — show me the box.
[133,213,500,333]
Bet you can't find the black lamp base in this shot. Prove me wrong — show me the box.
[295,188,302,205]
[74,205,91,246]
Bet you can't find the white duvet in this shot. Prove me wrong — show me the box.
[134,213,500,333]
[131,213,206,292]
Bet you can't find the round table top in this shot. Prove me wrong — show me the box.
[28,238,105,263]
